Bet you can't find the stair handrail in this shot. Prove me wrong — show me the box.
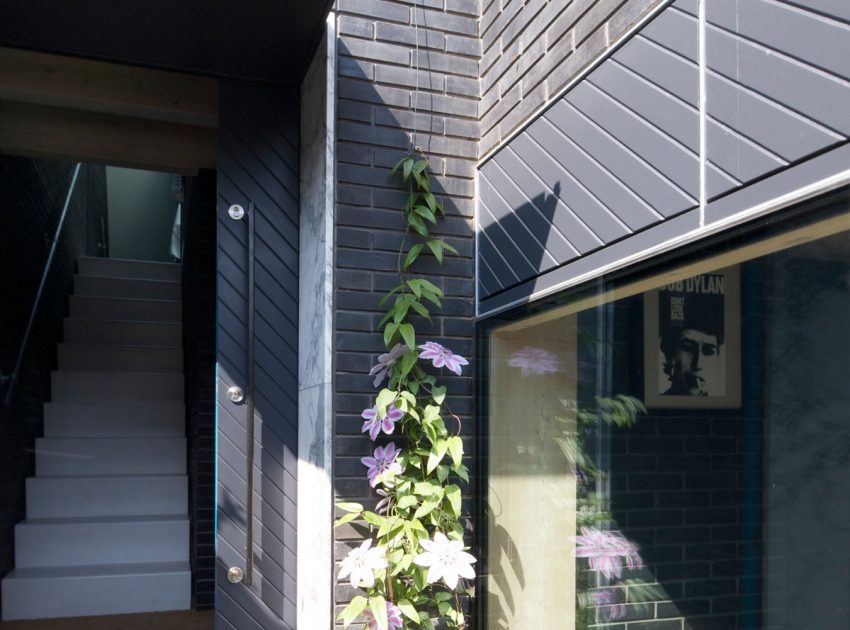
[4,162,82,408]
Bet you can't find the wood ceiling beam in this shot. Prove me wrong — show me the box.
[0,47,217,128]
[0,100,216,175]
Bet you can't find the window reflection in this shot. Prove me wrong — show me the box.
[484,211,850,629]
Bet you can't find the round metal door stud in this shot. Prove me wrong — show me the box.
[228,386,245,403]
[227,567,244,583]
[228,204,245,220]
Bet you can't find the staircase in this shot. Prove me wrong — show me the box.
[1,257,191,621]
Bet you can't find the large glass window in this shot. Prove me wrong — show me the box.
[480,198,850,629]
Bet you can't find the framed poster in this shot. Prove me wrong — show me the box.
[644,266,741,408]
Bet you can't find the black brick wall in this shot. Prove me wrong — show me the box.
[0,155,106,616]
[592,269,768,630]
[181,169,217,609]
[332,0,480,623]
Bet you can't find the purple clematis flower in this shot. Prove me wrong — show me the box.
[361,402,404,441]
[363,601,404,630]
[574,527,643,579]
[369,343,409,388]
[361,443,403,488]
[590,588,627,621]
[418,341,469,375]
[506,346,565,376]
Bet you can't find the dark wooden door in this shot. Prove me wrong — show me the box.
[215,80,299,629]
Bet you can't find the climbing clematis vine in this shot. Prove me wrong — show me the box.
[334,156,475,630]
[337,539,388,589]
[361,402,403,441]
[361,443,402,488]
[418,341,469,375]
[414,531,477,590]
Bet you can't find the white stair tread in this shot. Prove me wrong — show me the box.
[23,514,187,525]
[5,560,190,580]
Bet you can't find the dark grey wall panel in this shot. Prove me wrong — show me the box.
[478,0,850,310]
[706,0,850,198]
[216,80,298,630]
[477,0,699,300]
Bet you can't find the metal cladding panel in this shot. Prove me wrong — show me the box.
[216,80,299,630]
[705,0,850,197]
[478,0,700,301]
[478,0,850,312]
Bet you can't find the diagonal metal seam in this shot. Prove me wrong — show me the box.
[537,115,664,222]
[501,144,607,247]
[478,168,563,267]
[484,160,580,260]
[565,95,700,204]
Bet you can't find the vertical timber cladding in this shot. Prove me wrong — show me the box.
[477,0,850,313]
[216,80,300,629]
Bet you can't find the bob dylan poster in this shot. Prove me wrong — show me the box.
[644,266,741,409]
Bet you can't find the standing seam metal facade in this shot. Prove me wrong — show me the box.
[216,81,300,630]
[477,0,850,316]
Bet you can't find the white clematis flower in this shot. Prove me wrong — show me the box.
[413,531,476,590]
[338,539,388,588]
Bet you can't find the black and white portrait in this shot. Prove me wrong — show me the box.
[644,267,741,409]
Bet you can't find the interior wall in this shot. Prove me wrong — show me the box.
[106,166,177,262]
[0,155,106,617]
[180,170,217,609]
[764,246,850,628]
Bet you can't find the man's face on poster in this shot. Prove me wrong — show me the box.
[665,328,722,396]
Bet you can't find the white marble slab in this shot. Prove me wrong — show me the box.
[297,13,335,630]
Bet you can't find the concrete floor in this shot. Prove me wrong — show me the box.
[0,610,213,630]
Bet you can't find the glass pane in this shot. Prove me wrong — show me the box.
[483,209,850,629]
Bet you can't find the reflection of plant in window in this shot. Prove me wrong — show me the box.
[556,395,663,628]
[506,346,565,376]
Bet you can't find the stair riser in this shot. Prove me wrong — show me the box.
[78,257,181,282]
[51,372,184,404]
[70,296,182,323]
[26,477,188,519]
[36,439,187,475]
[58,345,183,373]
[44,403,185,438]
[64,319,183,346]
[16,520,188,568]
[74,276,182,301]
[1,569,190,620]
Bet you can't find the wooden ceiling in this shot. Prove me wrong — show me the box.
[0,47,217,174]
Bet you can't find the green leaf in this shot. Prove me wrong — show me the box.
[404,244,423,271]
[397,599,419,624]
[376,388,396,415]
[431,385,446,405]
[426,440,448,473]
[417,279,444,297]
[397,350,418,382]
[397,495,418,509]
[445,484,462,515]
[413,159,428,176]
[441,241,459,255]
[389,156,406,177]
[334,512,360,528]
[336,502,363,513]
[408,213,429,237]
[383,322,398,347]
[339,596,368,627]
[414,205,437,224]
[453,463,470,483]
[369,595,388,630]
[379,284,404,307]
[398,323,416,351]
[414,499,439,519]
[447,436,464,467]
[423,192,437,213]
[436,464,450,483]
[426,239,443,263]
[403,158,413,182]
[409,299,431,320]
[406,279,422,298]
[362,511,385,526]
